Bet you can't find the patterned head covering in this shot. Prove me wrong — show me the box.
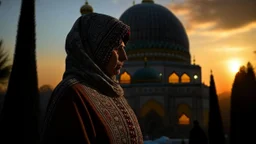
[63,13,130,97]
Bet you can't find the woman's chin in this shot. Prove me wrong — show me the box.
[114,69,121,75]
[109,68,121,76]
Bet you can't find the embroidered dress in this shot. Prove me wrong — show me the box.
[40,13,143,144]
[40,78,143,144]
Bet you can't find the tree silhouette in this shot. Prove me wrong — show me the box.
[230,66,245,144]
[0,40,12,85]
[243,63,256,143]
[208,72,225,144]
[245,63,256,105]
[0,0,40,143]
[230,63,256,144]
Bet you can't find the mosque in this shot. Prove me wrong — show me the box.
[80,0,209,139]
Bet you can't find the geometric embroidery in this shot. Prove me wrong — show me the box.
[81,85,143,144]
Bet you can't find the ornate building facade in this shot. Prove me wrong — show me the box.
[117,0,209,139]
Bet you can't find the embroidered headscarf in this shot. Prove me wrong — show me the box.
[63,13,130,97]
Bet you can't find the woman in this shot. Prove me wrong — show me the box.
[40,13,143,144]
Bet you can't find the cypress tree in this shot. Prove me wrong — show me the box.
[230,66,247,144]
[0,0,39,143]
[244,62,256,143]
[208,71,225,144]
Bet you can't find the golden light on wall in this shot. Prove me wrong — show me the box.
[168,73,179,83]
[179,114,190,125]
[120,71,131,84]
[140,99,165,117]
[181,73,190,83]
[177,104,191,125]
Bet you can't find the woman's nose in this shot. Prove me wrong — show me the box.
[119,48,128,61]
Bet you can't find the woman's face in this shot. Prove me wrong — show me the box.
[105,41,128,77]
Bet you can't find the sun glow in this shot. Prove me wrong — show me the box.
[227,59,241,73]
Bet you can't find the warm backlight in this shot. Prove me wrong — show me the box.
[227,59,241,73]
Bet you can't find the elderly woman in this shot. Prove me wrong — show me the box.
[40,13,143,144]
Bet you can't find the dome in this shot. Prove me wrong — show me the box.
[132,67,162,84]
[119,0,190,63]
[132,59,162,84]
[80,1,93,15]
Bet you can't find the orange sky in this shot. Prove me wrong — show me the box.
[167,1,256,93]
[1,0,256,94]
[37,1,256,94]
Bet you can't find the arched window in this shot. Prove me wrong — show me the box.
[177,104,191,125]
[181,73,190,83]
[179,114,190,125]
[120,72,131,84]
[168,73,179,83]
[140,99,165,118]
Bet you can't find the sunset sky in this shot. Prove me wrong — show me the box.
[0,0,256,94]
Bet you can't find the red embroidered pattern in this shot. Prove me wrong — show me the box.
[81,85,143,144]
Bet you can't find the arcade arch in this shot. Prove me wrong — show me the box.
[168,72,179,83]
[177,104,191,125]
[140,99,165,117]
[181,73,190,83]
[120,71,131,84]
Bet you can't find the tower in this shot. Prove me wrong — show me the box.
[193,55,196,65]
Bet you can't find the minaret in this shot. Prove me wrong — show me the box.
[193,55,196,65]
[208,70,226,144]
[80,0,93,15]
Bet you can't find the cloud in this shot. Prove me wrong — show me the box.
[211,47,245,53]
[168,0,256,34]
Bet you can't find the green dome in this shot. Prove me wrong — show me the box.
[132,67,162,84]
[119,1,190,63]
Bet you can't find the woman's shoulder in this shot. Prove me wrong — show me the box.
[52,78,95,99]
[48,78,80,103]
[54,77,79,92]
